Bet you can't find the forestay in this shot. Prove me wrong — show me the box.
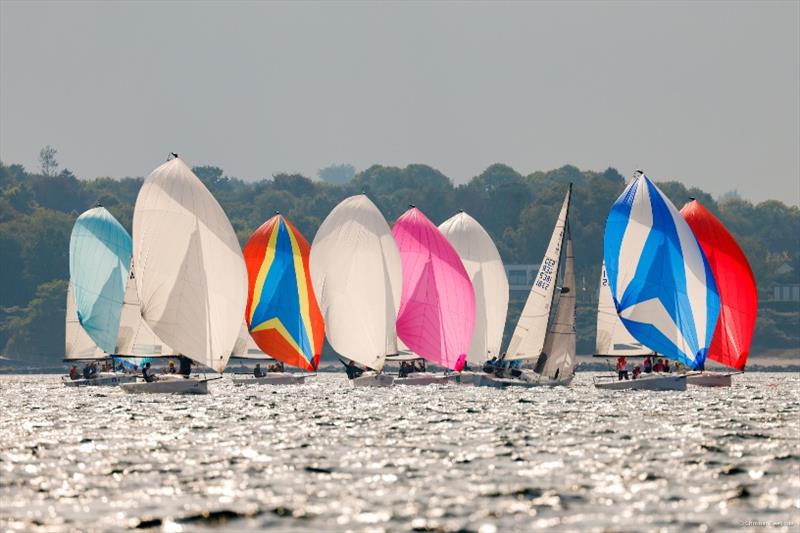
[393,207,475,370]
[310,195,402,371]
[439,212,509,365]
[538,230,576,380]
[65,282,105,360]
[132,157,247,372]
[603,172,720,369]
[505,186,571,361]
[595,262,653,357]
[69,206,132,354]
[244,214,323,371]
[680,199,757,370]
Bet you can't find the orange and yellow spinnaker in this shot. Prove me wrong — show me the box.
[243,214,324,371]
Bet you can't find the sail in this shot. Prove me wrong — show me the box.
[232,322,271,359]
[65,282,105,360]
[115,270,174,357]
[310,195,402,371]
[680,199,757,370]
[132,157,247,372]
[68,206,132,354]
[393,207,476,370]
[244,214,324,371]
[538,229,576,379]
[604,172,720,369]
[438,212,509,365]
[595,262,654,356]
[505,186,571,361]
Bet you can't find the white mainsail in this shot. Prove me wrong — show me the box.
[505,185,572,361]
[115,270,174,357]
[438,211,509,365]
[538,229,576,379]
[231,321,269,359]
[132,157,247,372]
[309,194,402,371]
[595,262,653,356]
[65,282,105,360]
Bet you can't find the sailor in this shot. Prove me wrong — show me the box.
[344,359,364,379]
[142,362,157,383]
[399,361,410,378]
[663,360,671,373]
[632,365,641,380]
[616,356,629,380]
[69,365,79,380]
[254,363,266,378]
[653,359,665,372]
[166,361,177,374]
[643,355,653,373]
[177,355,192,377]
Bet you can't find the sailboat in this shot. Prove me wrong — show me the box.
[121,155,247,394]
[596,171,720,391]
[680,198,757,387]
[63,206,137,386]
[310,194,402,387]
[438,211,509,384]
[237,214,323,385]
[392,206,475,384]
[479,185,576,388]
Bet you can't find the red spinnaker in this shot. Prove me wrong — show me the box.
[680,200,757,370]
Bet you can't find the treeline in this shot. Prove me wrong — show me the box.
[1,158,798,362]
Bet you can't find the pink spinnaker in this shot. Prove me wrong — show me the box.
[392,207,476,370]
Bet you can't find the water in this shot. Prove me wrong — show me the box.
[0,373,798,532]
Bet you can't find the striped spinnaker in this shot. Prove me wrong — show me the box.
[603,172,720,369]
[244,215,324,371]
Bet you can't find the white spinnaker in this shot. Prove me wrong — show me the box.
[132,157,247,372]
[439,212,509,365]
[115,270,175,357]
[539,232,576,379]
[310,194,402,371]
[505,187,571,361]
[65,282,105,360]
[595,262,653,356]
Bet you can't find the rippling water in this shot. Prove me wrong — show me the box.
[0,373,798,531]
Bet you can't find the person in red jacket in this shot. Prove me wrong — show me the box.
[616,356,629,380]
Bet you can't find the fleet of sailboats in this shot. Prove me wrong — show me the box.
[62,159,757,394]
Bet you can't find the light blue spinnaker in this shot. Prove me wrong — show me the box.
[603,172,720,369]
[69,206,132,354]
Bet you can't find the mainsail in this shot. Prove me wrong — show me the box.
[231,322,270,359]
[680,199,757,370]
[603,171,720,369]
[537,227,576,379]
[393,207,475,370]
[64,282,105,360]
[115,269,174,357]
[505,185,571,361]
[594,262,654,357]
[132,157,247,372]
[439,212,509,366]
[69,206,132,354]
[310,195,402,371]
[244,214,324,371]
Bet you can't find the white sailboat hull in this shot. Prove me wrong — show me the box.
[393,373,450,386]
[120,375,210,395]
[686,372,735,387]
[350,372,395,388]
[593,373,687,391]
[477,373,574,389]
[63,372,137,387]
[232,373,308,386]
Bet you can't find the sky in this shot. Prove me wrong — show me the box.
[1,1,798,204]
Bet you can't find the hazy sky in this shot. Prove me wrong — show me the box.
[1,1,798,203]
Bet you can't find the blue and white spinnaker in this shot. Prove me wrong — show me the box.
[603,171,719,369]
